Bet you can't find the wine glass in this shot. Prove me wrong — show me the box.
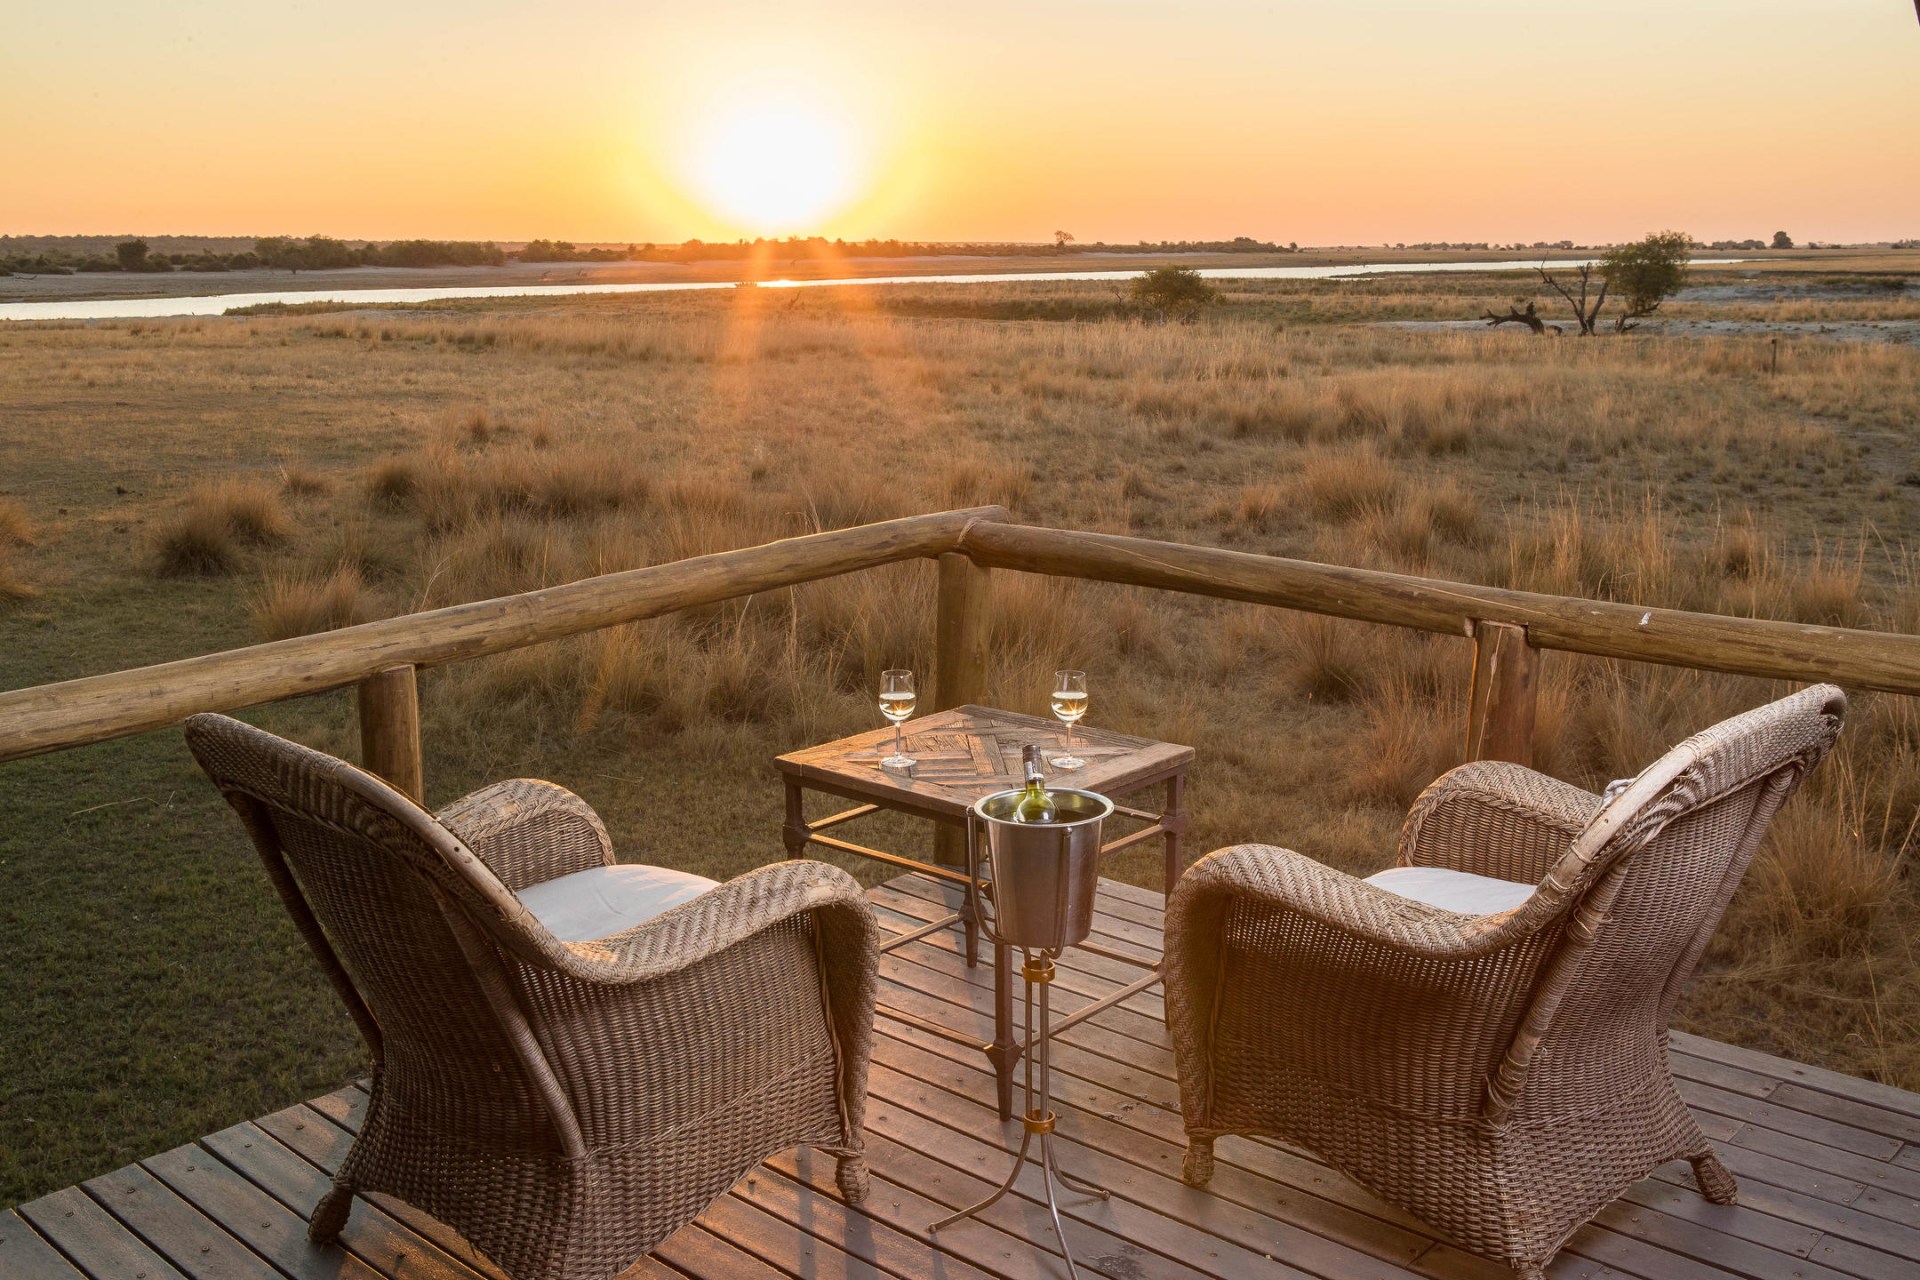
[879,669,916,768]
[1050,669,1088,770]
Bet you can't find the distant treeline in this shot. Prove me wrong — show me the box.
[0,232,1302,276]
[0,235,506,276]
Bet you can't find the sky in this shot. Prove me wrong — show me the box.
[3,0,1917,246]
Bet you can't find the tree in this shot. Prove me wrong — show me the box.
[1537,261,1609,336]
[1054,230,1074,247]
[1130,265,1220,320]
[1600,230,1692,332]
[1772,230,1794,250]
[1535,231,1692,335]
[114,239,149,271]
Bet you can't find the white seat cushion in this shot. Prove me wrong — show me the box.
[1363,865,1535,917]
[516,864,721,942]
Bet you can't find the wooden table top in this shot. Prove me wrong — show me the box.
[775,704,1194,820]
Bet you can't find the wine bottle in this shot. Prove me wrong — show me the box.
[1013,744,1057,823]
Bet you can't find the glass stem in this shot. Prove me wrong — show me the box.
[1066,721,1074,758]
[895,720,904,759]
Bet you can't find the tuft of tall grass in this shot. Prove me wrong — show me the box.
[1346,674,1463,809]
[0,498,37,547]
[1294,445,1399,522]
[277,464,331,497]
[251,566,378,640]
[152,479,291,576]
[944,457,1033,512]
[367,456,422,508]
[0,547,33,602]
[1279,613,1377,702]
[1748,749,1913,958]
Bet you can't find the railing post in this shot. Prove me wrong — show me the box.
[1465,620,1537,767]
[933,552,992,713]
[933,553,992,869]
[357,664,424,803]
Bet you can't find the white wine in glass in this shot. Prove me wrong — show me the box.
[1050,669,1088,770]
[879,669,916,768]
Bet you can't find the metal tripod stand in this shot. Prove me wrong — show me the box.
[929,812,1111,1279]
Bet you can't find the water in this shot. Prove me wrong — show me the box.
[0,258,1748,323]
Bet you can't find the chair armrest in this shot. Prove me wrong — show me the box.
[1172,842,1560,962]
[1398,761,1598,885]
[503,860,879,1153]
[1165,844,1571,1131]
[436,779,615,891]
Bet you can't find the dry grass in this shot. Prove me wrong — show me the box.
[0,498,37,548]
[152,478,291,576]
[277,463,332,497]
[0,500,36,601]
[7,269,1920,1206]
[251,566,378,640]
[0,549,32,602]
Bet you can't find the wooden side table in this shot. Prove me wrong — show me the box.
[776,704,1194,1118]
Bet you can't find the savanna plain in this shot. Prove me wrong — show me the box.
[3,262,1919,1205]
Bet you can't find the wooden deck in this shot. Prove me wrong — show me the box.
[8,872,1920,1280]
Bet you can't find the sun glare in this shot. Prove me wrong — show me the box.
[686,91,863,236]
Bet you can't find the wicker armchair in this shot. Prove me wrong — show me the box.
[1165,684,1845,1279]
[185,714,877,1280]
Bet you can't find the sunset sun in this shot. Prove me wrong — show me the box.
[685,91,864,236]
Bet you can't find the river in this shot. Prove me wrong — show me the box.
[0,258,1747,323]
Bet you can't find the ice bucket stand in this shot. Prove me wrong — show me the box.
[928,788,1115,1279]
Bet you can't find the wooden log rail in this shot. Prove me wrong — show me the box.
[0,509,1002,770]
[3,507,1918,786]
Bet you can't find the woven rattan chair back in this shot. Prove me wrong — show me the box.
[1488,684,1845,1123]
[184,715,569,1149]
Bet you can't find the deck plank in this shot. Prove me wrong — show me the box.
[0,1208,89,1280]
[199,1121,495,1280]
[15,1186,190,1280]
[140,1141,393,1280]
[80,1164,280,1280]
[15,875,1920,1280]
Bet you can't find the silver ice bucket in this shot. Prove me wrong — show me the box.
[971,788,1113,950]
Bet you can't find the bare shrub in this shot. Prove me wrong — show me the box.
[252,566,377,640]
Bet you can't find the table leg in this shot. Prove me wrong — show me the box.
[938,821,980,967]
[988,938,1016,1119]
[958,894,981,968]
[782,780,809,859]
[1162,772,1189,896]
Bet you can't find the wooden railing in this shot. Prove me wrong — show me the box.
[3,506,1918,801]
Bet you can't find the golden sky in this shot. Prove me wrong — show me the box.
[4,0,1917,245]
